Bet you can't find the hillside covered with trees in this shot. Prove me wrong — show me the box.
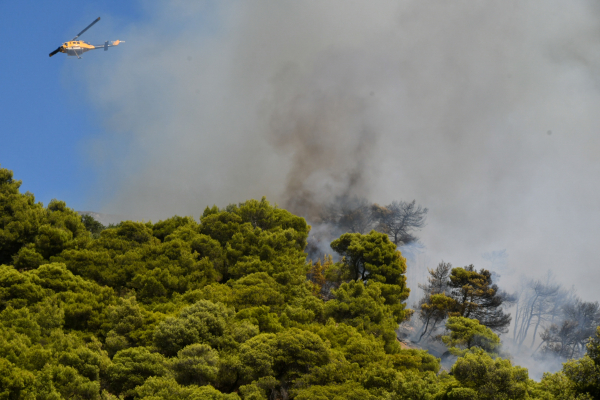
[1,166,599,399]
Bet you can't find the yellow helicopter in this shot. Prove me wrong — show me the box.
[49,17,124,59]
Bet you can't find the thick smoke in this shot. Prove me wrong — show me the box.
[76,1,600,305]
[268,79,378,220]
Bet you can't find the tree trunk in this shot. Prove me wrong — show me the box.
[530,313,543,348]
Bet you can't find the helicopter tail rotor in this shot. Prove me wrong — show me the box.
[49,46,63,57]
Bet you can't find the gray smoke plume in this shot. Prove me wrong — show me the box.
[73,1,600,305]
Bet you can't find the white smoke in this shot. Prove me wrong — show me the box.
[73,1,600,306]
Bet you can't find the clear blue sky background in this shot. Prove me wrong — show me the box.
[0,0,144,211]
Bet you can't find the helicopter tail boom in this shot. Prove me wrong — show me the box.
[92,40,124,50]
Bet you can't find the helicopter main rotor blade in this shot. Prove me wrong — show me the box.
[72,17,100,40]
[49,46,63,57]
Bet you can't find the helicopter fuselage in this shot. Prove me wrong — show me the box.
[62,40,94,56]
[56,40,122,57]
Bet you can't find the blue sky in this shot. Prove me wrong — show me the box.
[0,0,144,210]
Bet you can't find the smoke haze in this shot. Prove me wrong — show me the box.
[75,1,600,302]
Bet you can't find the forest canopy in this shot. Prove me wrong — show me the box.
[0,166,598,400]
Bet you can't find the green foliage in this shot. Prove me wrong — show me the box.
[199,198,309,283]
[107,346,168,396]
[330,231,406,284]
[153,300,233,356]
[443,349,532,400]
[81,214,106,237]
[294,381,378,400]
[324,280,402,353]
[0,168,45,266]
[235,306,284,333]
[12,244,44,270]
[538,327,600,399]
[134,377,240,400]
[172,343,219,386]
[2,166,593,400]
[0,168,88,267]
[0,262,116,337]
[325,281,387,327]
[230,272,284,310]
[0,316,110,399]
[447,265,511,332]
[442,317,501,355]
[238,382,267,400]
[0,358,35,399]
[587,327,600,366]
[238,328,330,387]
[562,356,600,399]
[38,363,101,399]
[329,231,410,323]
[182,283,233,306]
[152,216,197,242]
[395,370,443,400]
[388,349,440,374]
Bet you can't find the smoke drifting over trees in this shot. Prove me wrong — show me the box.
[405,261,600,379]
[305,197,427,260]
[510,274,600,362]
[79,1,600,299]
[414,262,513,344]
